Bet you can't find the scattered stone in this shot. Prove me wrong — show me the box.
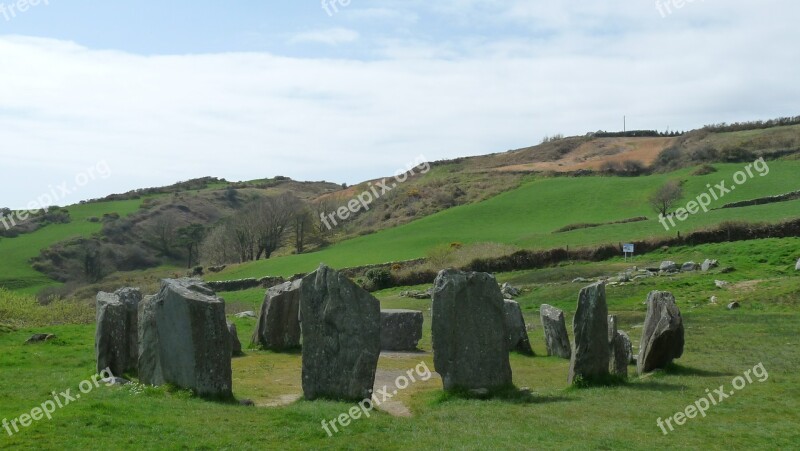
[572,277,592,284]
[501,282,521,299]
[235,311,256,319]
[25,333,56,344]
[138,279,232,398]
[659,261,678,273]
[399,288,433,299]
[380,309,424,351]
[796,258,800,271]
[727,301,741,310]
[637,291,684,375]
[681,262,700,272]
[301,265,380,401]
[102,377,131,386]
[208,265,227,273]
[715,280,730,289]
[227,322,243,356]
[701,259,719,272]
[96,289,141,376]
[568,282,610,384]
[540,304,571,359]
[503,300,534,355]
[607,316,629,378]
[432,269,512,392]
[710,296,718,304]
[252,280,302,351]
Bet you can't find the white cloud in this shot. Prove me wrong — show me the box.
[288,28,360,46]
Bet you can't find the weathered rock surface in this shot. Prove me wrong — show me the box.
[25,333,56,344]
[540,304,571,359]
[432,269,512,391]
[501,283,521,299]
[252,280,302,351]
[715,280,730,289]
[503,300,534,355]
[659,261,678,272]
[235,311,256,319]
[796,258,800,271]
[96,288,141,376]
[727,301,741,310]
[138,279,232,398]
[701,259,719,272]
[568,282,610,384]
[228,322,243,356]
[607,316,629,378]
[380,309,423,351]
[637,291,684,375]
[681,262,700,272]
[300,265,380,401]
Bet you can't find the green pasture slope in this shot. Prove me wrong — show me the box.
[215,160,800,279]
[0,199,144,295]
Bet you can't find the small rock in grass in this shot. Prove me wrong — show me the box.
[715,280,730,289]
[727,302,741,310]
[25,334,56,344]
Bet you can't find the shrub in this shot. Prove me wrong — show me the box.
[365,268,392,290]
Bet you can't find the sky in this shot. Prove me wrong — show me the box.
[1,0,799,209]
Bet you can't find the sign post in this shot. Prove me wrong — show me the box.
[622,243,634,262]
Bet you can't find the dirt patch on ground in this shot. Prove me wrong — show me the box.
[492,137,675,173]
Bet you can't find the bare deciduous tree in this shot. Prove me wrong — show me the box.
[649,180,684,217]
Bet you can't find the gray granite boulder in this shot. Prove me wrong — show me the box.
[796,258,800,271]
[568,282,610,384]
[659,261,678,272]
[637,291,684,375]
[501,282,521,299]
[228,322,243,356]
[96,288,141,376]
[503,300,534,355]
[701,259,719,272]
[300,265,380,401]
[681,262,700,272]
[607,316,629,378]
[137,279,232,398]
[252,280,302,351]
[432,269,512,391]
[380,309,423,351]
[540,304,571,359]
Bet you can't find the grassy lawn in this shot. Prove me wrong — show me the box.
[5,238,781,448]
[213,161,800,280]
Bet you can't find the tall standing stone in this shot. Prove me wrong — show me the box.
[637,291,684,375]
[96,292,132,376]
[300,265,380,401]
[252,280,302,350]
[137,279,232,398]
[607,315,628,378]
[228,322,243,356]
[432,269,512,391]
[568,282,610,384]
[540,304,571,359]
[503,300,534,355]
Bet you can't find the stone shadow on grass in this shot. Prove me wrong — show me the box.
[662,363,734,378]
[435,385,573,405]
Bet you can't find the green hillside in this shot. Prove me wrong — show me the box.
[215,161,800,279]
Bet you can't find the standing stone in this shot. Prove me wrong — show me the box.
[432,269,512,391]
[252,280,302,351]
[540,304,571,359]
[137,279,232,398]
[380,309,423,351]
[228,322,243,356]
[607,316,628,378]
[568,282,610,384]
[114,288,142,365]
[637,291,684,375]
[96,292,133,376]
[503,300,534,355]
[618,330,634,364]
[300,265,380,401]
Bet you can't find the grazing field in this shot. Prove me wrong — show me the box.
[2,238,798,449]
[214,161,800,280]
[0,199,145,295]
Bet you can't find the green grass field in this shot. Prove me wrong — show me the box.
[0,199,145,294]
[2,238,799,449]
[213,161,800,280]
